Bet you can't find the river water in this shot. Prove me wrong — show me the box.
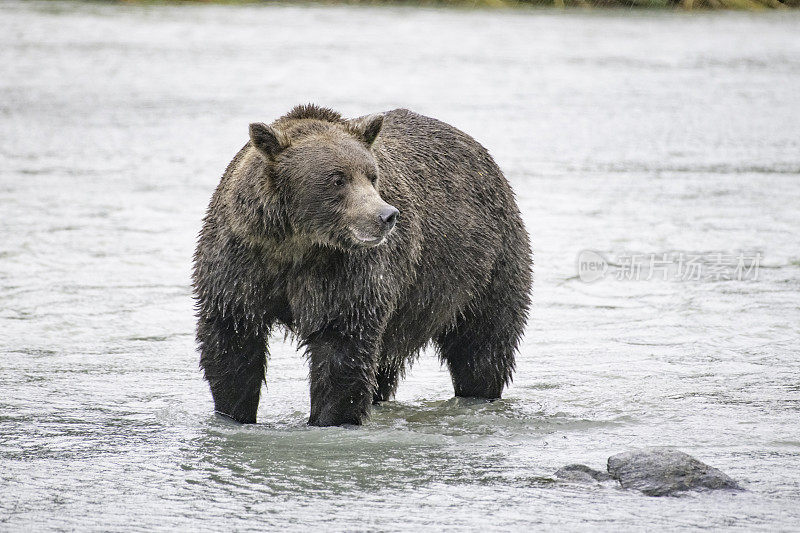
[1,1,799,530]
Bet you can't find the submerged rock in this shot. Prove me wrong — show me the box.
[607,448,742,496]
[555,464,612,483]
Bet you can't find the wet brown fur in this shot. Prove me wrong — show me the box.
[193,104,532,426]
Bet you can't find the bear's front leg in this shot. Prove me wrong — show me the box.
[305,330,378,426]
[198,311,267,424]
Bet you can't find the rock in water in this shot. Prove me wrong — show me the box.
[607,448,742,496]
[555,464,612,483]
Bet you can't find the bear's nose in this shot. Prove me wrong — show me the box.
[378,206,399,231]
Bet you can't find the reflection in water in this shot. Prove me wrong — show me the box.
[1,0,800,529]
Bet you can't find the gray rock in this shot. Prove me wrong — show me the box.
[607,448,742,496]
[555,464,612,483]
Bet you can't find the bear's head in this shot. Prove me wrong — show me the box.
[248,107,398,250]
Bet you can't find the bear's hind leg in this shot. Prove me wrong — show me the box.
[437,313,514,399]
[198,313,267,424]
[436,262,529,399]
[373,360,404,404]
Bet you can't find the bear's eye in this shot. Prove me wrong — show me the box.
[369,174,378,185]
[331,172,345,187]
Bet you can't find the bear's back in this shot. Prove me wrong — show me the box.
[369,109,528,343]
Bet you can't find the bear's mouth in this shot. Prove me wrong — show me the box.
[350,228,385,247]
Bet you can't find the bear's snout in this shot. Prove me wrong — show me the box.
[378,205,399,232]
[349,202,398,247]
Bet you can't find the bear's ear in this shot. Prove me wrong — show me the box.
[349,114,384,147]
[249,122,289,159]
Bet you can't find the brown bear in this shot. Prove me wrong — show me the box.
[193,104,532,426]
